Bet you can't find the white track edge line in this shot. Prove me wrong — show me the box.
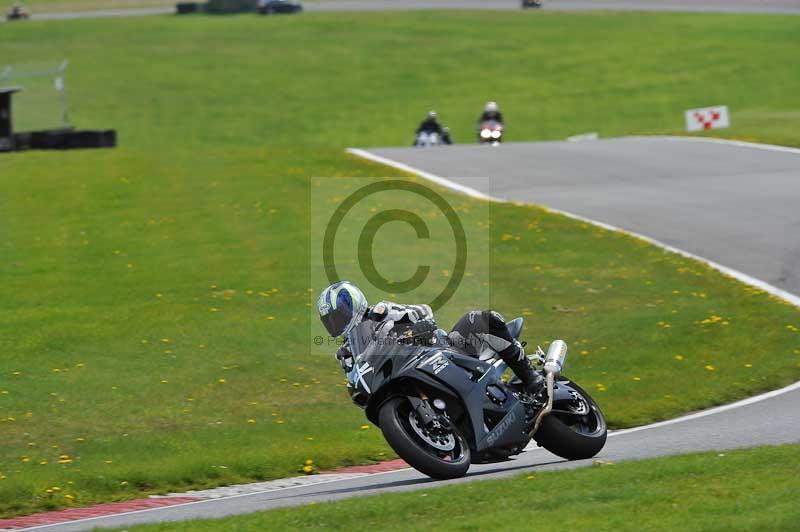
[20,467,414,531]
[664,135,800,155]
[346,146,800,309]
[608,379,800,437]
[346,145,800,403]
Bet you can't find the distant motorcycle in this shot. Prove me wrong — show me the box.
[343,318,607,480]
[414,131,443,147]
[478,120,503,145]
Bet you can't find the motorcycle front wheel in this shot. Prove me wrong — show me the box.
[533,379,607,460]
[379,397,471,479]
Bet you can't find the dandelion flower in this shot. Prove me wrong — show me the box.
[360,424,370,430]
[247,419,256,424]
[705,365,715,371]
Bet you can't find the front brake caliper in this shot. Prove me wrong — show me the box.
[408,396,436,428]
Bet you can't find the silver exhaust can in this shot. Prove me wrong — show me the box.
[544,340,568,377]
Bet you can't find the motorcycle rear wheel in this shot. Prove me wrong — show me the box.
[379,397,471,479]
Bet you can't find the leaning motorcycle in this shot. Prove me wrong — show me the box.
[344,318,607,479]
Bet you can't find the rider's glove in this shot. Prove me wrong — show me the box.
[335,345,354,372]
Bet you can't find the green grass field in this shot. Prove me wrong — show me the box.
[1,11,799,517]
[124,444,800,531]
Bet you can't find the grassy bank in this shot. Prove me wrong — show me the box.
[126,444,800,531]
[1,11,799,516]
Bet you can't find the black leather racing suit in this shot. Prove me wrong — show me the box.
[416,117,444,135]
[335,301,437,372]
[335,305,540,391]
[478,110,504,125]
[448,310,540,389]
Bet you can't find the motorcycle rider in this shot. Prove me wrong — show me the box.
[478,101,504,125]
[415,111,452,145]
[317,281,543,394]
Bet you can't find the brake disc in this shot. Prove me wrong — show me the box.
[408,411,456,451]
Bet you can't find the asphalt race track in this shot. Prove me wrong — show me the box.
[365,137,800,296]
[23,383,800,530]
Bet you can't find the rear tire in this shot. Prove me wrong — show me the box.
[379,397,471,479]
[534,381,607,460]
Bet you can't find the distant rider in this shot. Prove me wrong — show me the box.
[478,101,504,125]
[316,281,543,395]
[415,111,452,145]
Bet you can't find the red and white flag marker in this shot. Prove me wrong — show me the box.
[685,105,730,131]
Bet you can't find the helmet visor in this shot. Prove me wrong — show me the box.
[320,310,350,338]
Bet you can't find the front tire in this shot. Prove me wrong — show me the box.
[533,380,607,460]
[379,397,471,479]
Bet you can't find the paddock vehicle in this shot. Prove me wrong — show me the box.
[479,120,503,145]
[522,0,543,8]
[344,318,607,479]
[6,6,29,19]
[258,0,302,14]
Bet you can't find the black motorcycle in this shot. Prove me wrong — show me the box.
[344,318,607,479]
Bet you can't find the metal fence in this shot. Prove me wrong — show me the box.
[0,60,69,131]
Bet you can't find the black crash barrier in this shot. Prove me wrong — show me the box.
[0,86,116,153]
[176,2,200,14]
